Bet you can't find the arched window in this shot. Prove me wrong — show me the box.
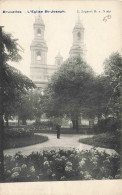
[37,51,41,61]
[37,28,41,36]
[77,32,81,40]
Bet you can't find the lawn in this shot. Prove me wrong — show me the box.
[79,132,121,154]
[4,134,48,149]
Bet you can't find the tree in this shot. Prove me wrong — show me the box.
[27,91,43,123]
[82,75,112,122]
[0,28,35,181]
[43,57,95,131]
[104,52,122,119]
[17,93,34,125]
[3,65,35,125]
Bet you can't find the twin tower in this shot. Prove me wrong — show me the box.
[30,15,85,91]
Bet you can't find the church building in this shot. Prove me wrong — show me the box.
[30,15,85,91]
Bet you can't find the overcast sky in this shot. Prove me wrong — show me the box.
[0,1,121,77]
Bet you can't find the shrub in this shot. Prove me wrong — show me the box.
[4,148,121,182]
[4,128,34,138]
[93,117,121,133]
[27,121,55,131]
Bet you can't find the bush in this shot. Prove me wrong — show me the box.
[4,148,121,182]
[79,131,121,154]
[4,128,34,138]
[27,121,55,131]
[93,117,121,133]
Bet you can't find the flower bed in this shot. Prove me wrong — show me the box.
[4,148,121,182]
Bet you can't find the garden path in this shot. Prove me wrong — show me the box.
[4,133,117,156]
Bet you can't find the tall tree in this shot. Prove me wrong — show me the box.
[43,57,95,131]
[3,65,35,125]
[82,75,112,121]
[104,52,122,119]
[0,28,35,181]
[16,93,34,126]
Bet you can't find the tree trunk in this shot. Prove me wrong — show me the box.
[97,114,102,133]
[72,120,76,130]
[18,118,20,127]
[75,120,79,132]
[35,117,40,123]
[22,118,27,125]
[97,113,102,123]
[89,119,94,128]
[6,116,9,127]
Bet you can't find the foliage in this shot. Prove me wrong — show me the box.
[4,148,121,182]
[79,131,121,153]
[30,92,44,122]
[10,91,44,125]
[43,57,95,130]
[0,29,35,181]
[104,52,122,119]
[2,31,22,63]
[0,31,35,124]
[3,65,35,124]
[93,117,121,133]
[82,75,112,120]
[4,128,34,138]
[31,121,55,130]
[49,116,62,126]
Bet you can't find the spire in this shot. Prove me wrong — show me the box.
[77,13,81,23]
[74,15,84,30]
[34,14,44,25]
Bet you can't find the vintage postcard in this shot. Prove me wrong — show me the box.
[0,0,122,194]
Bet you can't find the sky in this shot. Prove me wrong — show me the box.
[0,0,121,77]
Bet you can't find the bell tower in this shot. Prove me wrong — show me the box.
[30,15,48,90]
[69,16,85,58]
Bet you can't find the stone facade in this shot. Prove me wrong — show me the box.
[69,16,86,58]
[30,15,85,91]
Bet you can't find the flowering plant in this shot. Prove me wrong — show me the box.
[4,148,121,182]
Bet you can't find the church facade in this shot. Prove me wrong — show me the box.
[30,15,85,91]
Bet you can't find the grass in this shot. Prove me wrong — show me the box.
[79,132,121,154]
[4,134,48,149]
